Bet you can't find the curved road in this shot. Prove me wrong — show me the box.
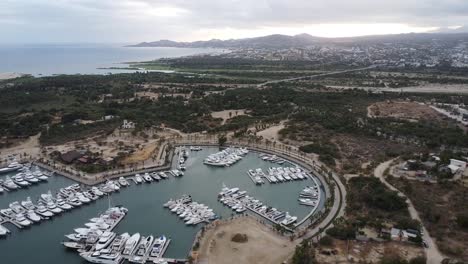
[374,160,445,264]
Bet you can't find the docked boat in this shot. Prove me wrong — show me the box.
[118,177,129,187]
[134,235,154,257]
[143,173,153,182]
[3,177,19,190]
[26,210,42,223]
[158,172,168,179]
[56,199,74,210]
[80,251,124,264]
[95,231,116,251]
[21,197,36,210]
[123,233,141,255]
[9,201,26,214]
[298,198,317,207]
[0,224,9,236]
[15,213,32,227]
[0,161,23,174]
[134,175,143,184]
[150,235,167,258]
[13,176,30,187]
[280,212,297,226]
[24,173,39,183]
[35,205,54,218]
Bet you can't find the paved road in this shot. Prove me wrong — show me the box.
[374,160,445,264]
[256,65,377,87]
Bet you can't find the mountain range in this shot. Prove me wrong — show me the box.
[128,31,468,49]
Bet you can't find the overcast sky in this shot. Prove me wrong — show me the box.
[1,0,467,43]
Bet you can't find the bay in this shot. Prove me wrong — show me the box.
[0,44,219,76]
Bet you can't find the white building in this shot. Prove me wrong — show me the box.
[122,120,135,129]
[448,159,467,174]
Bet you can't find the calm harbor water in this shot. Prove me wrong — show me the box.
[0,147,325,263]
[0,44,219,76]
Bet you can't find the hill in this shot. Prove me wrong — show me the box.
[128,32,468,49]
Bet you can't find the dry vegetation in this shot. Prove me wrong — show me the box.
[368,100,446,122]
[388,177,468,261]
[315,238,424,263]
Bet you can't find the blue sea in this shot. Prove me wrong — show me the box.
[0,44,219,76]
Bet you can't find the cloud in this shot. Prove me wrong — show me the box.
[1,0,468,43]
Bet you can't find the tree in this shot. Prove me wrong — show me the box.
[218,135,227,146]
[292,241,316,264]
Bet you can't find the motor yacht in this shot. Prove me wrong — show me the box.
[35,205,54,218]
[135,174,143,184]
[21,197,36,210]
[150,235,167,258]
[118,177,129,187]
[134,235,154,257]
[280,212,297,226]
[122,233,141,255]
[15,213,32,227]
[95,231,116,251]
[26,210,41,223]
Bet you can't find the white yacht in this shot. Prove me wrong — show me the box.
[15,213,32,227]
[56,199,74,210]
[21,197,36,210]
[150,235,167,258]
[0,224,9,237]
[134,175,143,184]
[24,173,39,183]
[3,176,19,190]
[118,177,129,187]
[80,251,124,264]
[26,210,42,223]
[35,205,54,218]
[280,212,297,226]
[133,235,154,257]
[95,231,116,250]
[143,173,153,182]
[123,233,141,255]
[0,161,23,174]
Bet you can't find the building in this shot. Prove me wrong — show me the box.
[122,120,135,129]
[448,159,467,174]
[60,150,83,164]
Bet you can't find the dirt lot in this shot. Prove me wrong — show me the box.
[257,121,285,141]
[368,100,445,121]
[210,109,248,125]
[316,239,424,263]
[196,217,295,264]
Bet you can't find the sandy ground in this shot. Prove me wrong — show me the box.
[210,109,247,125]
[196,217,295,264]
[0,72,24,80]
[256,121,285,141]
[0,134,41,164]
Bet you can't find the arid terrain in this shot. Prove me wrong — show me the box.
[196,217,295,264]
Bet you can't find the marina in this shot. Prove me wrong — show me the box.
[0,147,325,263]
[218,186,298,227]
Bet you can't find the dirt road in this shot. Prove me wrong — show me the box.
[374,160,445,264]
